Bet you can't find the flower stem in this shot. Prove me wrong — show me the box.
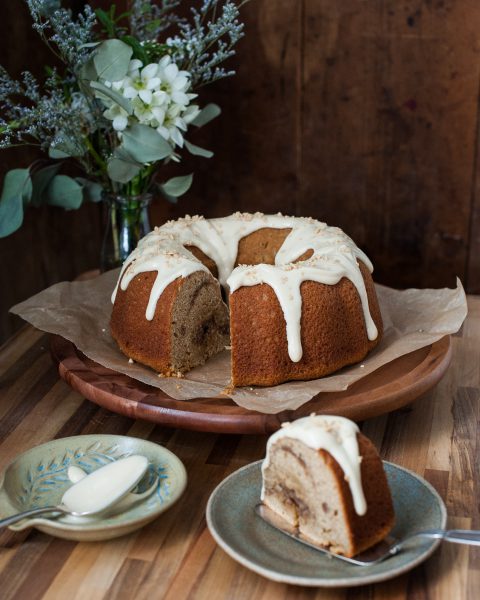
[83,136,107,172]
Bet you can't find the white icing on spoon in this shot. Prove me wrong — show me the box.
[67,464,157,513]
[62,455,148,514]
[262,415,367,516]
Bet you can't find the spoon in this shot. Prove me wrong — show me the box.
[255,503,480,566]
[0,455,149,528]
[67,465,158,514]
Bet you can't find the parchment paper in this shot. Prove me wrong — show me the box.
[10,269,467,414]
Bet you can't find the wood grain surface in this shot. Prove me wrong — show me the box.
[49,335,452,434]
[3,0,480,345]
[0,298,478,599]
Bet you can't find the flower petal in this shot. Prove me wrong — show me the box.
[171,91,189,105]
[139,89,153,104]
[113,114,128,131]
[142,63,159,80]
[152,106,165,124]
[147,77,161,90]
[157,125,170,140]
[129,59,143,72]
[171,127,184,147]
[159,55,171,68]
[172,76,188,90]
[163,63,179,83]
[123,87,138,99]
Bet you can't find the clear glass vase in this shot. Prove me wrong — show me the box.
[100,193,152,272]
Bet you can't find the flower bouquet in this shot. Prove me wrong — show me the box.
[0,0,247,268]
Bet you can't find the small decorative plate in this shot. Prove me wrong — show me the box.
[0,435,187,542]
[206,461,447,587]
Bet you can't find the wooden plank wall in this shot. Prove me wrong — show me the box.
[1,0,480,344]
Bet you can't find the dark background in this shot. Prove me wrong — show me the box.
[1,0,479,344]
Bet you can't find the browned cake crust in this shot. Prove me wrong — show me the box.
[230,260,383,386]
[322,433,395,556]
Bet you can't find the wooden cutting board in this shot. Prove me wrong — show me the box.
[50,335,452,434]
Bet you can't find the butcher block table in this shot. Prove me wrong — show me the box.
[0,297,479,600]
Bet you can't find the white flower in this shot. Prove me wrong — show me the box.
[101,55,200,147]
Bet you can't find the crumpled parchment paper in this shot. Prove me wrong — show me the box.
[10,269,467,414]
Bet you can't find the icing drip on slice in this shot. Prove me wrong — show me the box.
[261,415,367,516]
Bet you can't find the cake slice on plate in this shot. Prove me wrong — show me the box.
[261,415,395,557]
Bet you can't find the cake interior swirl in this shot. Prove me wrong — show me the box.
[110,212,383,387]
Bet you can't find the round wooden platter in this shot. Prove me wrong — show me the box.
[50,335,452,434]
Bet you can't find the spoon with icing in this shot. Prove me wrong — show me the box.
[0,455,149,528]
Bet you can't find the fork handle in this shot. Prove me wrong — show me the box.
[444,530,480,546]
[0,506,65,528]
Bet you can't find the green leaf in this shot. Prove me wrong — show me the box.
[107,150,142,183]
[31,163,61,207]
[46,175,83,210]
[184,140,214,158]
[76,178,104,203]
[77,56,98,85]
[0,169,32,237]
[90,81,133,115]
[120,35,148,65]
[93,39,132,81]
[122,124,172,163]
[160,174,193,198]
[191,103,221,127]
[95,8,116,37]
[48,135,85,158]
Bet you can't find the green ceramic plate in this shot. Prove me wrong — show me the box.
[206,460,447,587]
[0,435,187,542]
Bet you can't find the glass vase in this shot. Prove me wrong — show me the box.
[100,193,152,272]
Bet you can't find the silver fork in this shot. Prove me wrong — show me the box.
[255,504,480,566]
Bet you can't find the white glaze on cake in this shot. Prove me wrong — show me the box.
[261,415,367,516]
[112,213,378,362]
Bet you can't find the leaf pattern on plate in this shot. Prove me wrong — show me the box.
[15,442,170,509]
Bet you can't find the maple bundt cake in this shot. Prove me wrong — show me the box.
[110,213,383,386]
[261,415,395,557]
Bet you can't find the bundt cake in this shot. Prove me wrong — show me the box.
[110,212,383,386]
[261,415,395,557]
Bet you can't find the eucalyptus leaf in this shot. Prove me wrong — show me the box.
[46,175,83,210]
[160,173,193,198]
[122,124,172,163]
[31,163,61,207]
[0,169,32,237]
[93,39,133,81]
[107,150,142,183]
[184,140,214,158]
[49,135,85,158]
[77,56,98,85]
[76,178,104,203]
[191,103,221,127]
[90,81,133,115]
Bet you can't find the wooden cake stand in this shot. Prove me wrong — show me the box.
[50,335,452,434]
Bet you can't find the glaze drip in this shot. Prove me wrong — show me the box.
[112,213,378,361]
[261,415,367,516]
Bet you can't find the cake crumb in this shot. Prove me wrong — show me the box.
[128,358,134,364]
[102,328,106,333]
[359,364,365,368]
[225,345,232,350]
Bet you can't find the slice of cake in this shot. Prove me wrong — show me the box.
[261,415,394,557]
